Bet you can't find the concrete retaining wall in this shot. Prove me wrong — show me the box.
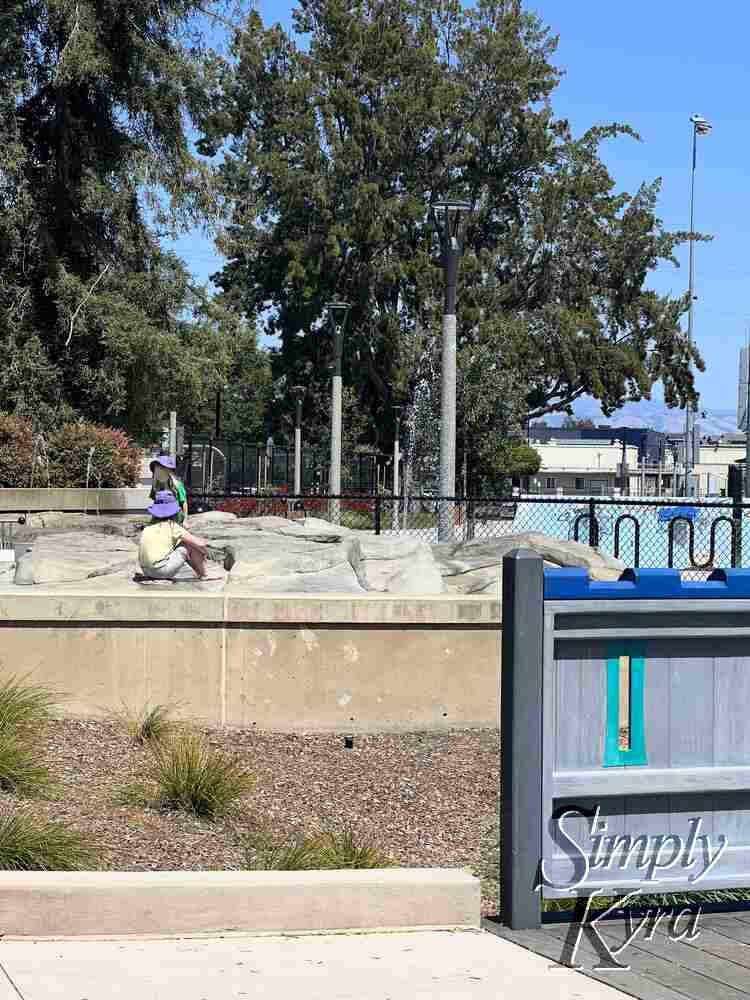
[0,589,501,732]
[0,869,481,937]
[0,488,149,513]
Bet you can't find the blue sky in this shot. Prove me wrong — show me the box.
[169,0,749,411]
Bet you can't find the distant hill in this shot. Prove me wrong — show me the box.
[540,399,739,437]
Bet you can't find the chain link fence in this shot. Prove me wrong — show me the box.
[188,493,750,579]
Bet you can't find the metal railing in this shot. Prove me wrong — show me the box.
[187,492,750,578]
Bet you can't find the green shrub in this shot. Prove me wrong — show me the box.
[243,824,395,871]
[146,730,254,819]
[47,421,141,488]
[112,702,178,746]
[0,808,96,870]
[0,413,36,488]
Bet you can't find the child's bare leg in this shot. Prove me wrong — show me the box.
[186,548,208,578]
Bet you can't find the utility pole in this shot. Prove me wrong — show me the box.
[430,200,471,542]
[684,114,713,478]
[292,386,305,495]
[392,404,402,533]
[325,301,351,524]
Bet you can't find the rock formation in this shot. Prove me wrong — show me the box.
[8,511,625,594]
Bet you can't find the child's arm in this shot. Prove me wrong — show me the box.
[178,529,209,555]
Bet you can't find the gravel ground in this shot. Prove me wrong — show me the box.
[6,720,501,913]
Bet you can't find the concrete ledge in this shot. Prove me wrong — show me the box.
[0,869,481,938]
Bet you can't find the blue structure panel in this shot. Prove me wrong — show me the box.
[544,566,750,600]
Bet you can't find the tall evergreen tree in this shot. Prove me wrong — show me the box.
[0,0,245,437]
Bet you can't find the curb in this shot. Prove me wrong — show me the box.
[0,868,481,938]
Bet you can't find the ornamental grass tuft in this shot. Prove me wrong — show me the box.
[0,808,96,870]
[146,730,254,819]
[242,824,395,871]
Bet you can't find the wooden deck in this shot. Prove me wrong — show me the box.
[484,912,750,1000]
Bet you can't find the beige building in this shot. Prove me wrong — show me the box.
[526,441,641,495]
[527,437,746,497]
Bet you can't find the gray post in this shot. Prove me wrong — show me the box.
[330,374,342,524]
[500,549,544,929]
[294,395,303,496]
[168,411,177,461]
[438,313,457,541]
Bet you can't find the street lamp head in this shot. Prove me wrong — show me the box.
[431,200,471,245]
[690,114,712,135]
[326,300,351,333]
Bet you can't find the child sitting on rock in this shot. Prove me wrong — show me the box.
[138,491,222,581]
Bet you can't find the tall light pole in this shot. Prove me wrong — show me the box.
[291,385,305,495]
[392,403,402,533]
[431,200,471,542]
[684,114,712,488]
[326,300,351,524]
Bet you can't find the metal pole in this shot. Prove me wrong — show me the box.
[745,332,750,499]
[168,411,177,461]
[294,396,303,496]
[685,124,698,476]
[393,409,401,534]
[438,247,458,542]
[330,345,343,525]
[215,389,221,439]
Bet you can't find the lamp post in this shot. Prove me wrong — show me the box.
[684,114,712,484]
[326,300,351,524]
[392,404,402,533]
[431,199,471,541]
[291,385,305,495]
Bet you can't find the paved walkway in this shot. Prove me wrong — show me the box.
[0,929,625,999]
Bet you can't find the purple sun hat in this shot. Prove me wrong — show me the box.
[149,454,176,473]
[148,490,180,519]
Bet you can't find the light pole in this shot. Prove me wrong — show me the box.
[392,404,402,533]
[684,114,712,485]
[291,385,305,495]
[326,300,351,524]
[431,199,471,542]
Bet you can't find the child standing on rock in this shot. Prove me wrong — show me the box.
[149,455,188,525]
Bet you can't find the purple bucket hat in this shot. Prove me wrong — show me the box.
[150,454,176,473]
[148,490,180,519]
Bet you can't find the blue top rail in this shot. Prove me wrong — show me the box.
[544,567,750,600]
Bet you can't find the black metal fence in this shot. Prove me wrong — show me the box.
[182,439,394,495]
[187,492,750,578]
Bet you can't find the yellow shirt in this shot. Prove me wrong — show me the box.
[139,521,186,569]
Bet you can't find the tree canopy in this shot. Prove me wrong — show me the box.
[1,0,704,479]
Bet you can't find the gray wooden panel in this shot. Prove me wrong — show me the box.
[716,651,750,765]
[663,640,715,767]
[644,641,670,769]
[554,641,606,772]
[553,768,750,798]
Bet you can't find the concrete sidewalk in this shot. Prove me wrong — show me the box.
[0,929,625,1000]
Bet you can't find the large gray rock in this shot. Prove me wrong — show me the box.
[14,532,138,586]
[435,531,625,596]
[350,536,443,594]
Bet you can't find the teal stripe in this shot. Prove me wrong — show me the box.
[603,642,647,768]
